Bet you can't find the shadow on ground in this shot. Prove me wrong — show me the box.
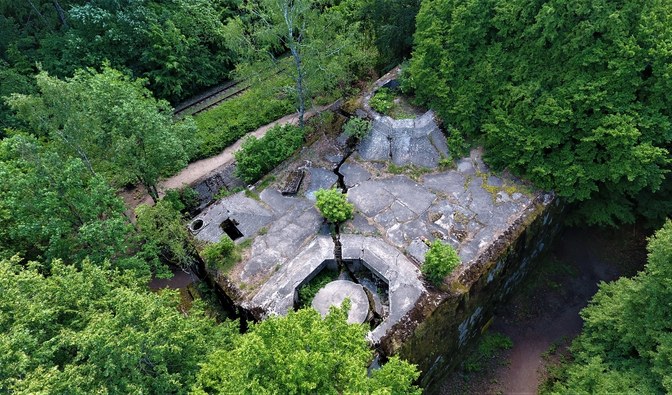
[436,225,648,395]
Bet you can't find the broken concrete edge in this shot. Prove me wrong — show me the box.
[360,67,401,121]
[234,234,426,344]
[375,192,555,360]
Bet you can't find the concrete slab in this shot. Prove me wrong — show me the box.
[341,161,372,188]
[190,192,273,243]
[305,167,338,201]
[312,280,369,324]
[358,110,447,169]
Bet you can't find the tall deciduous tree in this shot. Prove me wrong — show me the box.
[7,66,196,202]
[0,257,237,394]
[0,135,150,273]
[548,220,672,393]
[227,0,374,126]
[193,305,421,394]
[408,0,672,225]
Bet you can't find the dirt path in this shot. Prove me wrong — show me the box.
[122,104,333,210]
[437,226,647,395]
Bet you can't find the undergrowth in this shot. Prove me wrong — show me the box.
[463,332,514,373]
[297,269,339,307]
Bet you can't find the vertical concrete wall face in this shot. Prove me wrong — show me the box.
[385,196,564,391]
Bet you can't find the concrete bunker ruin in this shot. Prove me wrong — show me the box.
[294,258,390,328]
[189,67,561,390]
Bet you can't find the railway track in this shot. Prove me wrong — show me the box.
[173,78,248,118]
[173,58,290,118]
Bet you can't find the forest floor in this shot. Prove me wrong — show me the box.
[436,224,648,395]
[121,104,332,211]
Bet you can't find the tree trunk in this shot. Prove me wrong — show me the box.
[142,178,160,203]
[52,0,68,28]
[290,46,306,128]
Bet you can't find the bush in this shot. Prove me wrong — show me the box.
[193,78,295,159]
[422,240,460,285]
[315,188,354,223]
[297,269,339,306]
[234,124,305,184]
[369,87,395,114]
[201,236,240,272]
[163,187,200,214]
[342,117,371,140]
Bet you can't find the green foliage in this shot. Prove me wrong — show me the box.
[446,128,470,160]
[369,87,395,114]
[192,305,421,394]
[342,117,372,140]
[408,0,672,225]
[1,0,238,103]
[351,0,422,69]
[136,200,198,270]
[315,188,355,224]
[548,220,672,393]
[464,332,513,373]
[297,269,339,306]
[0,61,34,131]
[422,240,460,285]
[192,79,295,159]
[227,0,375,123]
[0,257,238,394]
[163,187,200,214]
[0,135,149,274]
[201,236,241,273]
[7,66,196,201]
[234,124,305,184]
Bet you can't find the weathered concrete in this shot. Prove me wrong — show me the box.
[251,235,425,343]
[312,280,369,324]
[189,192,273,243]
[358,111,448,167]
[305,167,338,201]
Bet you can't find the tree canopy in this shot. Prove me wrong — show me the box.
[226,0,375,125]
[0,135,152,273]
[193,305,421,394]
[7,66,196,201]
[0,257,238,394]
[1,0,238,103]
[408,0,672,225]
[548,220,672,393]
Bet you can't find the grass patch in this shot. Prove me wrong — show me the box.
[463,332,513,373]
[201,236,242,273]
[387,163,432,180]
[297,269,339,307]
[192,75,295,160]
[214,186,244,200]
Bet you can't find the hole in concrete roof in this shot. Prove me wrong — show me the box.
[294,259,389,329]
[220,218,243,241]
[190,219,204,232]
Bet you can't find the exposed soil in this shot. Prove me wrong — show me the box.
[148,265,197,291]
[437,225,648,395]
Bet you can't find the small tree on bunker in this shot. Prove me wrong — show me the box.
[422,240,460,286]
[315,188,354,273]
